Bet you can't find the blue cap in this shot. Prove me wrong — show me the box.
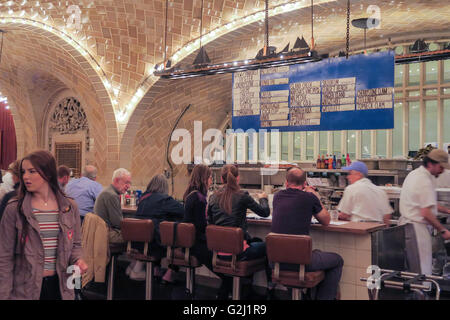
[342,161,368,176]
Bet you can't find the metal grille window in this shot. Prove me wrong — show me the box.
[55,142,82,178]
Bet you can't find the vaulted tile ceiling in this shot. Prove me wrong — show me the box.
[0,0,448,120]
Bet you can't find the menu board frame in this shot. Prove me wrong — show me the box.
[232,51,395,132]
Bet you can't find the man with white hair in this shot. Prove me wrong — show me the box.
[94,168,132,243]
[66,165,103,224]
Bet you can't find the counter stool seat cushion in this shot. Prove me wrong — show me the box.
[171,248,201,268]
[109,243,126,254]
[127,248,160,262]
[213,257,266,277]
[272,270,325,288]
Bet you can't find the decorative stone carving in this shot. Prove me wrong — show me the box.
[48,97,90,151]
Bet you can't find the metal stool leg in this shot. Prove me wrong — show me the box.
[232,277,241,300]
[186,267,196,299]
[292,288,301,300]
[107,255,116,300]
[145,261,153,300]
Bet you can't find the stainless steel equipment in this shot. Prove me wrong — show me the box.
[360,269,443,300]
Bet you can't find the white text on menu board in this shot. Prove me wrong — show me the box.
[260,66,290,128]
[233,70,260,116]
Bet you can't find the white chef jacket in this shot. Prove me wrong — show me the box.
[399,165,438,275]
[400,166,438,224]
[337,178,393,222]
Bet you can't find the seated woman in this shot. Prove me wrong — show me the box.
[130,174,184,282]
[183,164,213,271]
[207,164,274,299]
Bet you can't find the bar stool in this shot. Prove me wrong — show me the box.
[266,233,325,300]
[160,221,201,297]
[121,218,158,300]
[107,242,126,300]
[206,225,266,300]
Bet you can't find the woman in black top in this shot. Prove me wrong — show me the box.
[183,164,213,270]
[207,164,274,299]
[132,174,184,282]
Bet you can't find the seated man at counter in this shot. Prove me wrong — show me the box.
[271,167,344,300]
[399,149,450,275]
[337,161,393,225]
[94,168,131,244]
[57,165,71,191]
[66,165,103,224]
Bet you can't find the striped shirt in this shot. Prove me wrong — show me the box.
[33,209,60,271]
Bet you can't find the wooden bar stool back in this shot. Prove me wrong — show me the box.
[206,225,266,300]
[160,221,201,297]
[121,218,158,300]
[266,233,325,300]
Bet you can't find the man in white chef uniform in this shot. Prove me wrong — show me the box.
[399,149,450,275]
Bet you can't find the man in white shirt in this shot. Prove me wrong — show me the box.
[399,149,450,275]
[338,161,393,225]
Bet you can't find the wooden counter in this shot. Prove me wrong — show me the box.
[122,205,137,215]
[122,204,385,235]
[248,219,385,234]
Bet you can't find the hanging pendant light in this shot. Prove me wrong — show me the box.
[163,0,172,68]
[0,30,6,64]
[192,0,211,66]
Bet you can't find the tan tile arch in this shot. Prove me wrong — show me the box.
[0,20,120,181]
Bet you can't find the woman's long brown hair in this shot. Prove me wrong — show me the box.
[17,150,64,253]
[216,164,240,215]
[183,164,211,201]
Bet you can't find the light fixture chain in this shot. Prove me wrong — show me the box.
[311,0,314,50]
[0,31,4,65]
[265,0,269,49]
[346,0,350,59]
[200,0,204,49]
[164,0,168,64]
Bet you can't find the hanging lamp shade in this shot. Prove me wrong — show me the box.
[280,43,290,53]
[193,46,211,66]
[293,36,310,53]
[410,39,429,53]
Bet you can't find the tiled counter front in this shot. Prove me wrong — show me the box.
[309,229,372,300]
[247,220,385,300]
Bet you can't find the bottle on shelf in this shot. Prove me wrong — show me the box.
[125,191,131,205]
[332,155,337,169]
[342,154,346,167]
[346,153,351,166]
[328,155,333,169]
[321,155,325,169]
[336,157,342,169]
[324,154,329,169]
[316,154,322,169]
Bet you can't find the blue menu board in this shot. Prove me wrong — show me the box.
[232,51,394,132]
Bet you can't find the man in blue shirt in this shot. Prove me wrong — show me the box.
[66,165,103,223]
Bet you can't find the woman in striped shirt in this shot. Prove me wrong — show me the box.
[0,150,88,300]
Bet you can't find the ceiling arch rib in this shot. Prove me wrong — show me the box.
[0,18,118,121]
